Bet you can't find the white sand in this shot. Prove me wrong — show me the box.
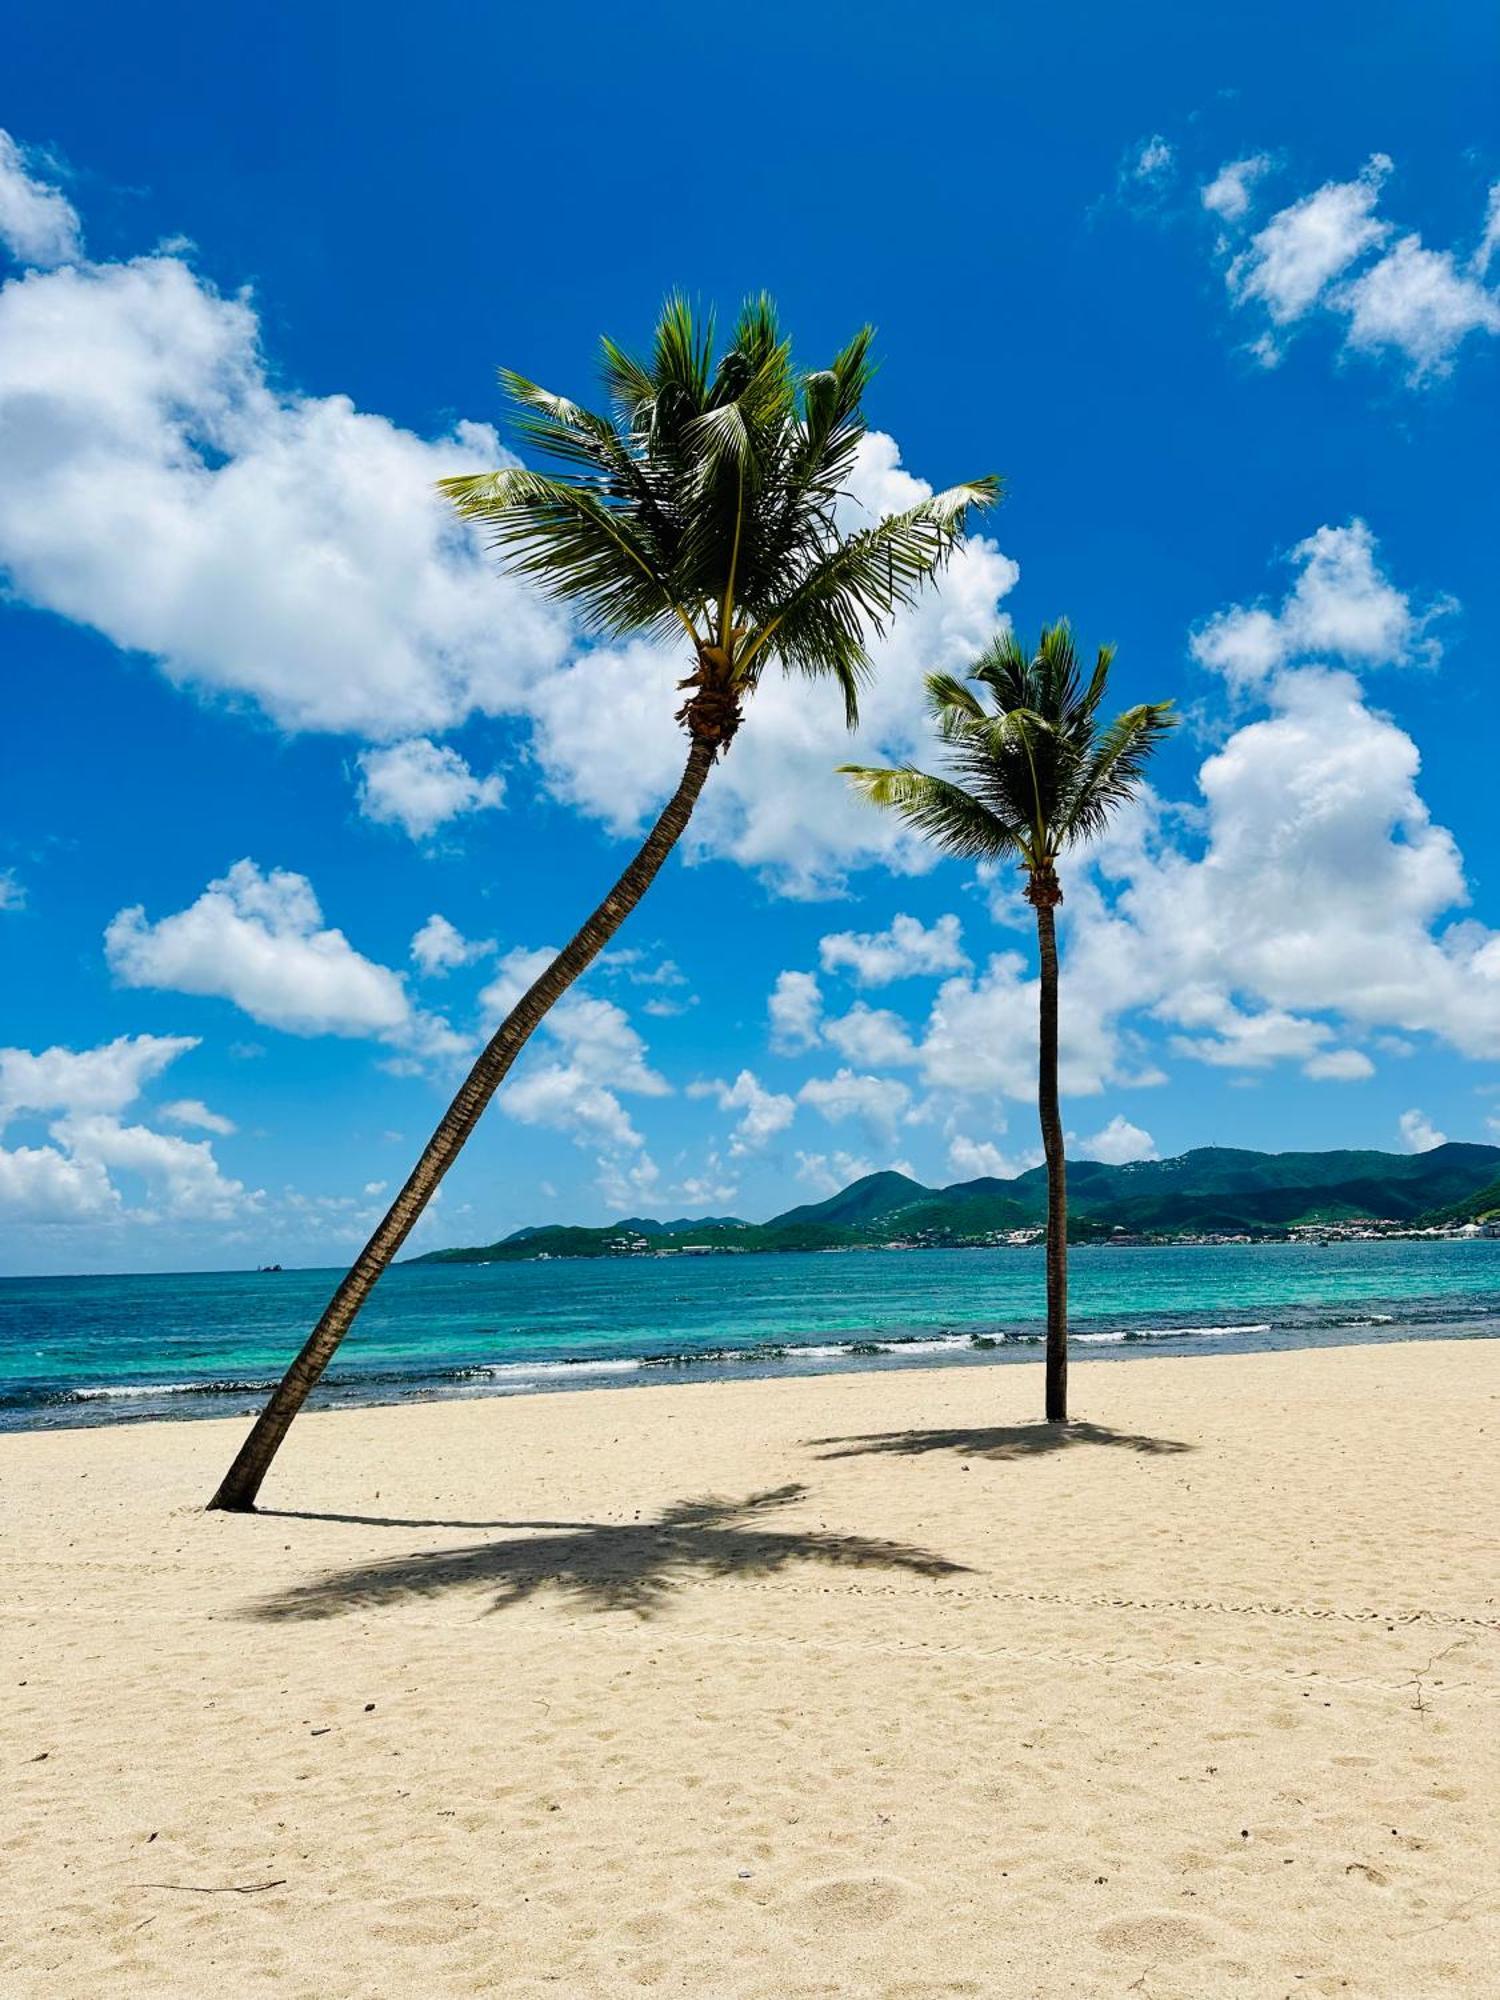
[4,1339,1497,1998]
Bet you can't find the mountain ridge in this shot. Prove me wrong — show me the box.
[406,1141,1500,1263]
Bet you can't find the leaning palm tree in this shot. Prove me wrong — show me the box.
[208,295,998,1510]
[843,625,1173,1424]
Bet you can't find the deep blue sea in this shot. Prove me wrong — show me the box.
[2,1238,1499,1433]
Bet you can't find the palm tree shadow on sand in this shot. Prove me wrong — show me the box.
[810,1421,1194,1463]
[244,1484,971,1624]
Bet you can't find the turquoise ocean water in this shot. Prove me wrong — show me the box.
[2,1238,1498,1433]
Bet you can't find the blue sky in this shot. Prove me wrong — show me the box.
[2,2,1498,1273]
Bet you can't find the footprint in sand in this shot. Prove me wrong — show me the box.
[1344,1862,1390,1887]
[790,1875,914,1927]
[882,1983,984,1998]
[1094,1913,1215,1961]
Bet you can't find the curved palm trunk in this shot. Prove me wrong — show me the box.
[1032,879,1067,1422]
[208,732,721,1512]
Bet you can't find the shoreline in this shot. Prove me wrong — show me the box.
[6,1303,1499,1436]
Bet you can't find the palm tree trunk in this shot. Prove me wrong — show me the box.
[208,732,721,1512]
[1032,884,1068,1422]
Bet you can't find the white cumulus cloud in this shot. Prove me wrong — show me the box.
[1191,519,1429,688]
[0,130,81,267]
[1229,154,1392,326]
[472,954,669,1197]
[0,157,569,741]
[822,1003,919,1068]
[503,1067,644,1152]
[104,860,418,1040]
[819,911,968,986]
[53,1114,248,1221]
[0,1031,250,1226]
[543,994,669,1098]
[945,1133,1031,1181]
[1336,234,1500,378]
[1201,155,1273,223]
[158,1097,237,1135]
[477,945,558,1023]
[768,970,824,1055]
[794,1149,878,1197]
[357,739,505,840]
[1399,1108,1447,1153]
[1302,1048,1375,1082]
[500,994,669,1204]
[798,1068,911,1135]
[410,913,493,975]
[690,1070,797,1155]
[0,1143,117,1222]
[1072,1116,1158,1165]
[1211,151,1500,378]
[0,1033,200,1121]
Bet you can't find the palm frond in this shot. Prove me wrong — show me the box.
[653,294,713,403]
[743,481,999,677]
[839,764,1024,860]
[923,670,988,726]
[598,336,657,424]
[796,325,876,492]
[968,627,1034,711]
[710,294,789,403]
[439,466,692,642]
[1058,701,1177,844]
[496,370,642,483]
[1078,642,1117,720]
[821,651,866,732]
[687,396,753,469]
[1024,621,1084,733]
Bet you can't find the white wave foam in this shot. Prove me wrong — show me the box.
[1075,1322,1272,1345]
[475,1357,642,1380]
[74,1382,201,1399]
[875,1337,973,1356]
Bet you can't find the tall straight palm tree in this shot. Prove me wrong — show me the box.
[842,625,1173,1424]
[208,296,998,1511]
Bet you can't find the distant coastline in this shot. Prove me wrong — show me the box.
[408,1141,1500,1266]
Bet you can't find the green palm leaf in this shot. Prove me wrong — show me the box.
[840,764,1020,860]
[439,467,692,643]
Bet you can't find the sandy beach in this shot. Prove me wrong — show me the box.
[4,1339,1497,1998]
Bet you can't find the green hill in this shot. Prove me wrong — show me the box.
[1417,1176,1500,1228]
[413,1218,754,1264]
[767,1171,933,1232]
[405,1142,1500,1264]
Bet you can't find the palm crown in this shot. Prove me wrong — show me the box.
[843,623,1175,894]
[440,295,998,737]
